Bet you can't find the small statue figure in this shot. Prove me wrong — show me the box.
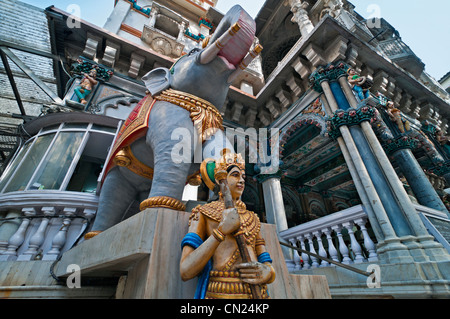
[435,129,450,157]
[386,101,410,134]
[347,68,371,101]
[73,67,98,105]
[180,150,275,299]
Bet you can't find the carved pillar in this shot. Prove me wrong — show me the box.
[290,0,314,36]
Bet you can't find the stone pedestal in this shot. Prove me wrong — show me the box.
[55,208,331,299]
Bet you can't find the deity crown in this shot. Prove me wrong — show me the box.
[214,149,245,174]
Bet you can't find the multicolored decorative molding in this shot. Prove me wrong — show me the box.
[198,17,214,30]
[309,61,350,93]
[428,161,450,177]
[325,105,377,140]
[381,135,419,155]
[124,0,151,16]
[253,169,283,184]
[71,57,114,82]
[184,28,206,42]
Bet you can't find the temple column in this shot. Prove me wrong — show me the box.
[259,173,291,260]
[393,148,449,216]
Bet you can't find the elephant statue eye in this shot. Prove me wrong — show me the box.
[188,48,201,56]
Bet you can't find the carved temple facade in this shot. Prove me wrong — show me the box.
[0,0,449,298]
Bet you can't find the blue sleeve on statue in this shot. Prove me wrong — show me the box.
[257,252,273,264]
[181,232,212,299]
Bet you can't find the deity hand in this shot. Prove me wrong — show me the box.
[357,76,367,85]
[218,208,240,235]
[236,262,274,285]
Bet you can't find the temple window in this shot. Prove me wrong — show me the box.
[0,123,116,194]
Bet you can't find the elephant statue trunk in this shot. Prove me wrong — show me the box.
[85,5,261,237]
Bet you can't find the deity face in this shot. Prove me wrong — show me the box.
[348,69,356,76]
[89,69,97,78]
[227,166,245,200]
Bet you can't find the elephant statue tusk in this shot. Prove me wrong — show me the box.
[199,22,241,65]
[228,43,263,83]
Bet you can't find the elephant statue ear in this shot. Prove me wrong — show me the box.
[141,67,172,96]
[200,158,217,191]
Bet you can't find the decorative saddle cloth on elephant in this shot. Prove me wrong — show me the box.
[102,89,224,183]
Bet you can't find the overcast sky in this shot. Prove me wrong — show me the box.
[20,0,450,81]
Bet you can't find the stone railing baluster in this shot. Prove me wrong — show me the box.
[0,207,37,261]
[313,230,329,267]
[18,207,55,261]
[354,216,378,262]
[298,235,310,269]
[305,233,319,268]
[331,224,352,264]
[289,238,302,270]
[43,207,77,261]
[342,221,365,263]
[323,227,340,264]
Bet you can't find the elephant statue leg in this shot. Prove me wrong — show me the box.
[89,167,144,232]
[140,101,196,211]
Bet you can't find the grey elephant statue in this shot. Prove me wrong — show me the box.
[86,5,261,236]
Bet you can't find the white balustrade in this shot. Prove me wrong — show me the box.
[0,190,98,261]
[280,205,379,269]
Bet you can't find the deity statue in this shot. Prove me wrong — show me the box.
[73,67,98,105]
[435,129,450,157]
[347,68,372,101]
[385,100,410,134]
[180,150,275,299]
